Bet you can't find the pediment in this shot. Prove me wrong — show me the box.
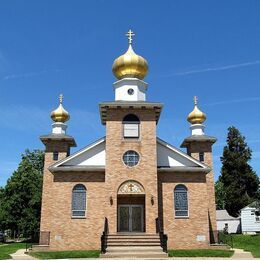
[50,136,209,173]
[50,137,106,172]
[157,138,207,168]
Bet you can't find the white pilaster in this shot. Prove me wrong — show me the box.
[190,124,205,136]
[52,122,67,135]
[113,78,148,101]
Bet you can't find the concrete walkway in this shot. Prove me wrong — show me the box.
[231,248,254,259]
[10,249,36,260]
[9,247,256,260]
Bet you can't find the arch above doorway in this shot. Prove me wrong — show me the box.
[118,180,145,195]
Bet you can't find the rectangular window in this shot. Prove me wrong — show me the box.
[199,152,204,162]
[53,151,59,161]
[124,124,139,138]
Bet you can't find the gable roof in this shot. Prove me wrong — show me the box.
[241,201,260,211]
[49,137,106,172]
[216,210,240,220]
[49,136,210,173]
[157,137,210,173]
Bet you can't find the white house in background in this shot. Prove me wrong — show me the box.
[216,210,241,234]
[241,201,260,234]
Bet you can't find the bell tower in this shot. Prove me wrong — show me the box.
[181,97,217,241]
[100,30,163,233]
[39,95,76,245]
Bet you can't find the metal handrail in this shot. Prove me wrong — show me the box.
[101,217,108,254]
[156,217,168,252]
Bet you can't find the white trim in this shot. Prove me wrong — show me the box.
[51,137,105,168]
[157,137,207,168]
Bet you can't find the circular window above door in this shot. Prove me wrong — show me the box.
[123,150,140,167]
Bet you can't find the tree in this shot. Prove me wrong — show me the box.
[0,150,44,238]
[215,180,226,210]
[220,126,260,217]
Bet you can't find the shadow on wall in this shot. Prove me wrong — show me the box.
[53,172,105,182]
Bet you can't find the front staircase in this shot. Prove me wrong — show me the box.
[101,233,168,258]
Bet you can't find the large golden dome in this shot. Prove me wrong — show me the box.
[51,94,70,123]
[112,30,148,80]
[187,96,206,124]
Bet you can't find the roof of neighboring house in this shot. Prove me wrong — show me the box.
[216,210,240,220]
[241,201,260,211]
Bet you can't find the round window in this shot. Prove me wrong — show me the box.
[123,150,139,167]
[127,88,134,95]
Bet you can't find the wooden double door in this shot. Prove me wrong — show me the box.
[118,204,144,232]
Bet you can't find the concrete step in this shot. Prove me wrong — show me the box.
[107,242,161,246]
[106,246,163,253]
[108,233,159,237]
[103,233,165,258]
[101,253,168,258]
[210,243,230,250]
[107,239,160,243]
[107,236,160,240]
[31,245,50,252]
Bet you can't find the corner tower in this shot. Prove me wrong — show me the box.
[39,95,76,245]
[100,30,163,233]
[181,96,217,242]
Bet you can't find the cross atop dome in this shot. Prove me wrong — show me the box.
[194,96,198,105]
[59,94,63,104]
[125,29,135,45]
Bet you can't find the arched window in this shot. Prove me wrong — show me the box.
[123,114,140,138]
[174,185,188,217]
[72,184,86,217]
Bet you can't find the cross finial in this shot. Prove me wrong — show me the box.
[194,96,198,105]
[59,94,63,104]
[126,29,135,45]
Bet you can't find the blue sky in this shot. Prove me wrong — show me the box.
[0,0,260,186]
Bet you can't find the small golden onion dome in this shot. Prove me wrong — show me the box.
[112,30,148,80]
[187,96,206,124]
[50,94,70,123]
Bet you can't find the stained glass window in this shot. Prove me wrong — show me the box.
[123,150,140,167]
[174,185,188,217]
[72,184,86,217]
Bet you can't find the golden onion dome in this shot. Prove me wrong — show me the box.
[50,94,70,123]
[112,30,148,80]
[187,96,206,124]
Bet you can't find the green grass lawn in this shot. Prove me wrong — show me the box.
[232,234,260,258]
[29,250,100,259]
[0,242,26,260]
[168,249,234,257]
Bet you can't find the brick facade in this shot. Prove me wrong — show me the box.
[39,108,217,251]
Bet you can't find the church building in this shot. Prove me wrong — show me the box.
[39,31,217,253]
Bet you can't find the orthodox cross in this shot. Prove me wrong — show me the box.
[59,94,63,104]
[194,96,198,105]
[126,29,135,44]
[128,183,135,192]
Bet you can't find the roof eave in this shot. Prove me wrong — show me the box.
[181,135,217,148]
[99,101,163,125]
[40,134,77,147]
[157,166,211,173]
[49,165,105,173]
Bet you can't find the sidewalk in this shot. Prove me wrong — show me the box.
[9,247,256,260]
[10,249,36,260]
